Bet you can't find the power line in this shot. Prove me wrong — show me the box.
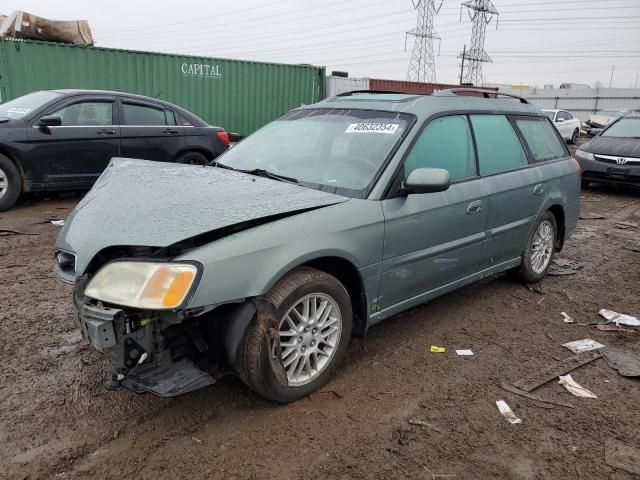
[406,0,443,82]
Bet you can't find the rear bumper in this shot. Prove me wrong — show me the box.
[577,156,640,187]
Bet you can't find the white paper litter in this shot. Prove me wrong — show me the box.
[561,312,574,323]
[456,349,474,356]
[50,220,65,226]
[599,309,640,327]
[562,339,605,354]
[496,400,522,424]
[558,374,597,398]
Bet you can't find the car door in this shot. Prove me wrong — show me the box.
[555,111,572,139]
[119,99,186,162]
[471,114,546,265]
[26,96,120,186]
[378,115,489,313]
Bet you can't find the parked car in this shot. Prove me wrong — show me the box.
[575,113,640,188]
[543,109,582,143]
[587,110,628,129]
[0,89,230,211]
[55,89,580,402]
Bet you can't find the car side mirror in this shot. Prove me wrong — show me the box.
[590,128,603,136]
[402,167,451,194]
[39,115,62,127]
[556,118,564,123]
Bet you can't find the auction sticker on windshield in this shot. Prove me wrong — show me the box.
[345,123,399,134]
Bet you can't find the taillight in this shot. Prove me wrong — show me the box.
[216,131,230,146]
[573,157,582,176]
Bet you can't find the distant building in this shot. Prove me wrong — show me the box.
[559,83,591,89]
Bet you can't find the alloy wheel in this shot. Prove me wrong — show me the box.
[275,293,342,386]
[531,220,554,274]
[0,166,8,200]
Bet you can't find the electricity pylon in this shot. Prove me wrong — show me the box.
[459,0,498,86]
[406,0,442,83]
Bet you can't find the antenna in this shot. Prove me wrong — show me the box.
[458,0,498,86]
[405,0,443,83]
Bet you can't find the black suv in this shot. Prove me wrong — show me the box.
[0,90,230,210]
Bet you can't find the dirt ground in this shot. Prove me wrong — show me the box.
[1,181,639,480]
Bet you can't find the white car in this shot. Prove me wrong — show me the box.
[543,109,582,144]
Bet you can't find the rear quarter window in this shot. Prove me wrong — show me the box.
[515,117,568,162]
[470,114,529,176]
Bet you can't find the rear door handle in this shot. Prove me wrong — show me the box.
[467,200,482,215]
[533,184,545,195]
[96,128,116,135]
[162,129,179,134]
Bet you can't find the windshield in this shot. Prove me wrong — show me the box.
[0,91,61,120]
[601,117,640,138]
[217,108,413,198]
[543,111,555,120]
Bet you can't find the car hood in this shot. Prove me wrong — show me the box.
[581,136,640,158]
[56,158,349,275]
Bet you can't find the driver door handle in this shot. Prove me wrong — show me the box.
[533,184,545,195]
[97,128,116,135]
[467,200,482,215]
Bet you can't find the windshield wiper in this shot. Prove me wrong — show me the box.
[211,161,298,184]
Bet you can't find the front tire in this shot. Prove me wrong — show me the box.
[514,211,557,283]
[0,154,22,212]
[237,267,352,403]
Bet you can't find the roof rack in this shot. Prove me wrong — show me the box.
[434,88,530,104]
[335,89,418,96]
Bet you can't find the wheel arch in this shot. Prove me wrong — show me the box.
[547,204,566,250]
[0,147,28,192]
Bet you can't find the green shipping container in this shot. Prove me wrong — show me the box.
[0,38,325,135]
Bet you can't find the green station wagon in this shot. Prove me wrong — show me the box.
[55,89,581,402]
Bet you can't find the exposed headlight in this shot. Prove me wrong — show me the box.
[84,262,199,309]
[575,149,595,161]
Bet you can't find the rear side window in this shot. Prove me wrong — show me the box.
[515,117,567,162]
[470,115,528,176]
[123,103,172,125]
[404,115,476,181]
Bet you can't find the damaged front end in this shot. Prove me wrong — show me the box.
[68,262,280,398]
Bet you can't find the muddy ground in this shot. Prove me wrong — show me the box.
[1,182,639,480]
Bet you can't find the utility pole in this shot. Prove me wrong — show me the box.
[609,65,615,88]
[406,0,443,83]
[459,0,499,86]
[635,73,639,89]
[459,44,466,85]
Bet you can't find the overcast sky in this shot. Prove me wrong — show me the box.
[4,0,640,88]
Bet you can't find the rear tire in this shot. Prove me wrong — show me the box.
[237,267,352,403]
[581,180,590,189]
[514,211,557,283]
[176,151,209,165]
[0,154,22,212]
[571,129,579,144]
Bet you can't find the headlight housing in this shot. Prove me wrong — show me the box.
[575,149,595,161]
[84,261,199,309]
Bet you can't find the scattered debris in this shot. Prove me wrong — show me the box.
[605,439,640,475]
[496,400,522,424]
[596,324,635,333]
[512,350,601,392]
[525,283,546,294]
[50,220,65,227]
[579,212,605,220]
[455,349,473,356]
[430,345,445,353]
[561,312,574,323]
[605,229,638,241]
[599,309,640,327]
[407,419,443,433]
[548,258,584,276]
[0,229,39,236]
[613,221,638,230]
[191,437,203,444]
[558,374,597,398]
[562,339,605,354]
[601,348,640,377]
[619,199,639,209]
[500,382,574,409]
[623,244,640,253]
